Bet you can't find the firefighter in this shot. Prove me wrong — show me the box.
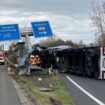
[29,44,41,65]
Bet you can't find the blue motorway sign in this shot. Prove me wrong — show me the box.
[0,24,20,41]
[31,21,53,38]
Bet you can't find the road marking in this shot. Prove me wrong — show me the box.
[66,75,105,105]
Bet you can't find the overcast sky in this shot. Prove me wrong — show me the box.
[0,0,103,49]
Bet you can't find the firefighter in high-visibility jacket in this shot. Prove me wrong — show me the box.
[29,55,41,65]
[29,44,41,66]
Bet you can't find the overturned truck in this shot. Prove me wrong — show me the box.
[53,47,105,79]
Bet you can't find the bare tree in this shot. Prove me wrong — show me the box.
[91,1,105,46]
[39,34,59,46]
[78,40,86,47]
[46,34,58,43]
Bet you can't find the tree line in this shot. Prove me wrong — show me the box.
[39,35,85,47]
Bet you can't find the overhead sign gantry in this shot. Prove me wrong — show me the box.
[0,21,53,50]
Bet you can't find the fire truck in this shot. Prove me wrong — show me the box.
[0,51,6,64]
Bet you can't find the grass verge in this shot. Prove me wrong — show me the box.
[51,75,74,105]
[12,68,74,105]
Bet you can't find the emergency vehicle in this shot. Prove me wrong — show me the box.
[0,51,6,64]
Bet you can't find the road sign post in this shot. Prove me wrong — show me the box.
[25,33,32,50]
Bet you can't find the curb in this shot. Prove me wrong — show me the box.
[12,79,34,105]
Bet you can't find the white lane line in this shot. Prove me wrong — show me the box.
[66,75,105,105]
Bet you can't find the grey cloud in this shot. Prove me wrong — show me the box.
[0,0,99,16]
[0,0,100,45]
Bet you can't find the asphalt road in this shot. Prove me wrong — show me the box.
[61,74,105,105]
[0,65,21,105]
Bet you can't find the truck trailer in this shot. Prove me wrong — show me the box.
[52,47,105,79]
